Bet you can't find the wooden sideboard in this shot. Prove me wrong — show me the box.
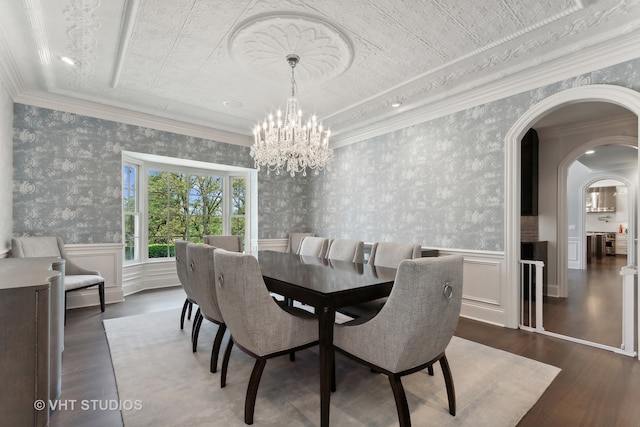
[0,257,64,427]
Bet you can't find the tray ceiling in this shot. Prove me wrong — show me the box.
[0,0,639,146]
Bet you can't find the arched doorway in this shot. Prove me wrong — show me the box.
[504,84,640,357]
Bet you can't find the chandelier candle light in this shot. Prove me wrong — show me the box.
[251,54,333,177]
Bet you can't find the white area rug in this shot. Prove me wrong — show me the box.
[104,309,560,426]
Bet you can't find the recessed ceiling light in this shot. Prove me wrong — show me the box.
[585,150,595,154]
[59,56,77,66]
[391,101,402,108]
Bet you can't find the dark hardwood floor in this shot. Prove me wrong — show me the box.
[52,284,640,426]
[543,254,626,347]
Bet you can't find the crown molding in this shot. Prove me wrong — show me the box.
[12,90,253,147]
[331,30,640,148]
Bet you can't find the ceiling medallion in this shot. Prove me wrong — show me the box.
[228,13,353,82]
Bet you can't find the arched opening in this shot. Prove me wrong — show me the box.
[505,85,640,348]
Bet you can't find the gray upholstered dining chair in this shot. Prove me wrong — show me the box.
[339,241,422,319]
[186,243,227,373]
[368,241,422,268]
[333,255,464,427]
[297,236,330,258]
[326,238,364,263]
[286,232,314,253]
[175,240,197,334]
[11,236,105,321]
[204,235,243,252]
[214,249,318,425]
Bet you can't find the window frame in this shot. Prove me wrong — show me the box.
[122,152,252,264]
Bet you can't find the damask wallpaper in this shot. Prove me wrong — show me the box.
[309,57,640,251]
[12,106,309,243]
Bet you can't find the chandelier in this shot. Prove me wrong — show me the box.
[250,54,333,177]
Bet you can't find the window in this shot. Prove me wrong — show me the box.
[123,164,140,262]
[122,152,252,263]
[230,177,247,239]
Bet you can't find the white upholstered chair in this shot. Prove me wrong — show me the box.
[297,236,329,258]
[11,236,105,321]
[186,243,227,372]
[333,255,464,426]
[204,235,243,252]
[326,238,364,263]
[368,241,422,268]
[286,232,314,253]
[214,249,318,424]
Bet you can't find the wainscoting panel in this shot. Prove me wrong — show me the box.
[122,261,179,296]
[568,237,580,270]
[65,243,124,309]
[118,241,508,326]
[438,249,506,326]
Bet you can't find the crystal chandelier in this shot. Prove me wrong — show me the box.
[251,54,333,177]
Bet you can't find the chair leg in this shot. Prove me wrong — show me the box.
[221,337,234,388]
[427,364,434,376]
[439,354,456,416]
[331,356,336,392]
[388,374,411,427]
[180,298,189,330]
[187,301,193,320]
[245,358,267,425]
[192,309,203,353]
[98,282,105,312]
[210,324,227,373]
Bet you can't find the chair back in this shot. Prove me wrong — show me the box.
[186,243,223,323]
[214,250,311,356]
[175,240,196,301]
[377,255,463,372]
[298,236,329,258]
[287,232,314,253]
[12,236,63,258]
[368,242,422,269]
[326,239,364,263]
[204,235,242,252]
[12,235,100,276]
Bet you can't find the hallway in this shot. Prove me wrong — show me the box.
[543,254,628,348]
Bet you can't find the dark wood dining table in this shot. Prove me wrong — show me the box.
[254,250,397,427]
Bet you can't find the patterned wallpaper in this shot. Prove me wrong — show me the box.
[12,106,310,243]
[309,58,640,251]
[10,57,640,248]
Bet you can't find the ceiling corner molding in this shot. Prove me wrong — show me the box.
[13,90,253,147]
[331,30,640,149]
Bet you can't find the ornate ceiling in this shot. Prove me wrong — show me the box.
[0,0,639,146]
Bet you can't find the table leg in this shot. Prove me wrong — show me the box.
[319,306,335,427]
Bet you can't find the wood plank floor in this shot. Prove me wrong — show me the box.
[51,284,640,427]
